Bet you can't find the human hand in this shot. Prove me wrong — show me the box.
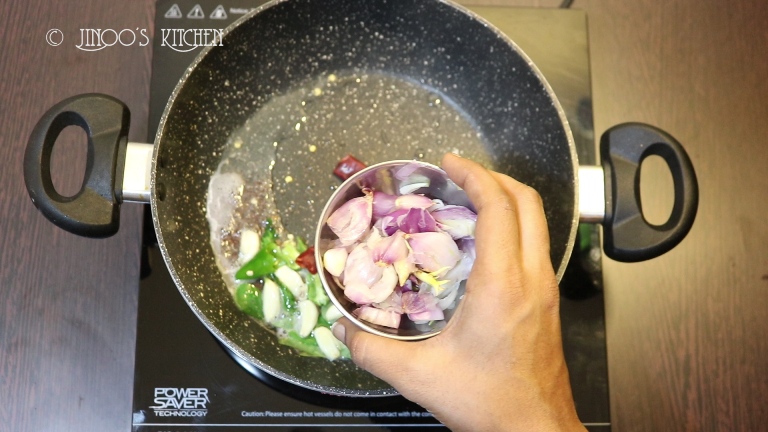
[331,153,586,431]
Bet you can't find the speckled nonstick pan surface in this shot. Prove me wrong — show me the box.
[152,0,575,396]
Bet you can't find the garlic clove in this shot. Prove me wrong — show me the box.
[262,278,282,324]
[275,265,307,299]
[322,303,344,323]
[313,326,341,360]
[322,247,348,277]
[238,228,261,264]
[297,300,319,338]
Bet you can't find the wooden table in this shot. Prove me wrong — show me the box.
[1,1,766,430]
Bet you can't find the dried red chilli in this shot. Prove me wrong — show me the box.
[333,154,367,180]
[295,246,318,274]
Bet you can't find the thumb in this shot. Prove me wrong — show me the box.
[332,318,418,387]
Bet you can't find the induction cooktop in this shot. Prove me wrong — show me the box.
[131,2,610,430]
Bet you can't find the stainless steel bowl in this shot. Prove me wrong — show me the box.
[314,160,474,340]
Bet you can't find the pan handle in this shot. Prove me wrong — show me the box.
[600,123,699,262]
[23,93,130,238]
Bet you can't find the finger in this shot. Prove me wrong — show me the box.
[441,153,526,313]
[489,171,552,265]
[441,153,513,221]
[489,172,560,310]
[331,319,421,389]
[441,153,522,276]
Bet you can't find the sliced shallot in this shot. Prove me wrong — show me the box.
[431,205,478,239]
[327,195,373,246]
[354,305,402,329]
[322,174,476,330]
[406,231,461,273]
[344,265,398,304]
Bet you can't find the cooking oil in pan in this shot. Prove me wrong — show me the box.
[272,71,488,238]
[207,71,489,292]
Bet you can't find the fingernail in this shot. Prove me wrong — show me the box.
[331,321,346,343]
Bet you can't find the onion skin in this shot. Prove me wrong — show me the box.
[437,287,459,310]
[373,290,403,313]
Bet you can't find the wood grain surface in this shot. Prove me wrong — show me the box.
[1,1,766,431]
[586,1,768,430]
[0,2,152,431]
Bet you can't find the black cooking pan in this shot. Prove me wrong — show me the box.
[23,0,697,396]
